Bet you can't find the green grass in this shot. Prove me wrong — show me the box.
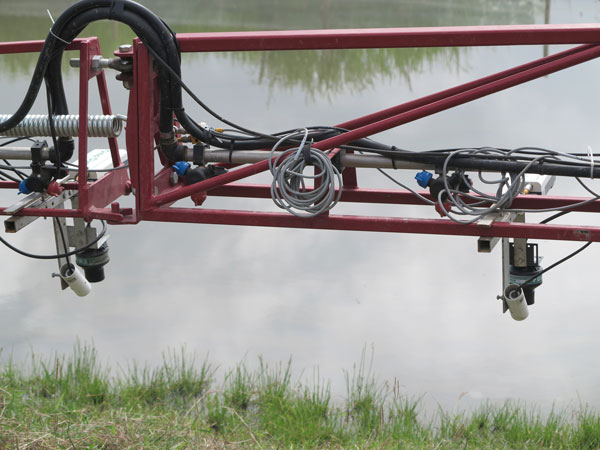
[0,343,599,449]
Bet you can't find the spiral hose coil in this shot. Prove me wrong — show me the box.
[0,114,122,138]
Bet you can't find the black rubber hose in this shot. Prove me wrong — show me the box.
[53,7,179,132]
[46,2,181,133]
[0,39,56,132]
[389,152,600,178]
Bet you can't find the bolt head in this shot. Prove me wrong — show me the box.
[119,44,132,52]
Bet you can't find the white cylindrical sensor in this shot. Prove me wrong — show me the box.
[60,263,92,297]
[504,284,528,321]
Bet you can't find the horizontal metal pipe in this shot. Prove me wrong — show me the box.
[143,207,600,242]
[200,150,600,177]
[177,24,600,53]
[0,146,50,160]
[200,149,426,170]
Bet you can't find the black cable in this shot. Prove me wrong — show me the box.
[0,220,107,260]
[45,79,61,180]
[540,210,570,224]
[0,170,21,183]
[1,161,26,180]
[519,241,592,288]
[53,217,71,265]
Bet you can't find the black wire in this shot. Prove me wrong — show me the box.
[0,220,107,260]
[540,210,570,224]
[0,136,36,147]
[53,217,71,265]
[519,241,592,288]
[45,79,61,180]
[0,170,21,183]
[1,160,27,180]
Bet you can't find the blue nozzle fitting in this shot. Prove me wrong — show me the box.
[415,170,433,188]
[172,161,191,176]
[18,179,31,195]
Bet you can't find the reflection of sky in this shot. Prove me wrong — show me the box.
[2,0,600,417]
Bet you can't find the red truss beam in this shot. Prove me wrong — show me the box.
[3,24,600,242]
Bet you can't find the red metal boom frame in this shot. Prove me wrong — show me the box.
[2,24,600,242]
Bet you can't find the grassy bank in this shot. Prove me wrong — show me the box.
[1,344,599,449]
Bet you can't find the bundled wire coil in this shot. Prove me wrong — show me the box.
[269,129,342,218]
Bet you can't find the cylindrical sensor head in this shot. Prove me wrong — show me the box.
[504,284,529,321]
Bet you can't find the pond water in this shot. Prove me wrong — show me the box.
[2,0,600,416]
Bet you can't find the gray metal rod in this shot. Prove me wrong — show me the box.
[0,147,50,160]
[199,149,429,170]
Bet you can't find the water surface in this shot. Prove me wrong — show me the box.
[2,0,600,415]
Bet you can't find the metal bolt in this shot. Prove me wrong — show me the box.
[169,172,179,186]
[119,44,132,52]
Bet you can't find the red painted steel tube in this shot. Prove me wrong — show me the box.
[0,39,84,54]
[176,24,600,52]
[142,207,600,242]
[205,184,600,213]
[338,44,594,131]
[77,40,91,220]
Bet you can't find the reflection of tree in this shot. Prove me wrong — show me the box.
[232,47,460,99]
[0,0,543,93]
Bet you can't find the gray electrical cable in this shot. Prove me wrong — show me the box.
[269,129,342,218]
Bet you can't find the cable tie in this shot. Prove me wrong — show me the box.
[48,29,71,45]
[46,9,56,24]
[228,140,234,164]
[587,145,594,179]
[46,9,71,45]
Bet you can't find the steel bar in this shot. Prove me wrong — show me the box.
[0,147,49,160]
[200,149,425,170]
[176,24,600,52]
[4,190,77,233]
[197,149,600,178]
[205,184,600,212]
[143,207,600,242]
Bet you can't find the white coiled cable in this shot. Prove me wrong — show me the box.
[269,129,342,218]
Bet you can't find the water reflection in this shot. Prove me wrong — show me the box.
[2,0,600,417]
[0,0,544,94]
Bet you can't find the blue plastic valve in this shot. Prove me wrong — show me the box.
[415,170,433,188]
[18,179,31,195]
[172,161,191,176]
